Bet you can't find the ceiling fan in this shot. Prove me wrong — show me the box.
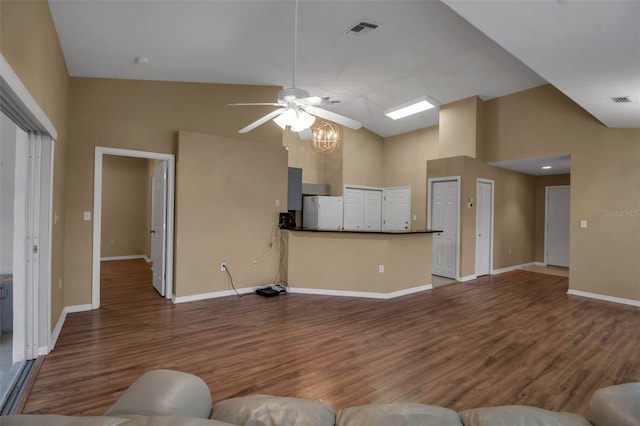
[230,0,362,139]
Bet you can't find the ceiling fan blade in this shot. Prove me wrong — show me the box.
[229,102,282,106]
[297,127,312,140]
[302,105,362,130]
[238,108,285,134]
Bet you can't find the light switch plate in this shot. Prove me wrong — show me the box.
[83,211,92,221]
[580,220,587,228]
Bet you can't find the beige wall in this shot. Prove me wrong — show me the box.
[534,174,571,263]
[100,155,151,258]
[176,131,287,297]
[383,126,439,229]
[1,0,70,327]
[286,231,432,293]
[65,78,282,305]
[485,84,640,300]
[342,127,384,189]
[438,96,484,160]
[427,156,536,278]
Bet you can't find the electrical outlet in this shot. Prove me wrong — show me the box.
[252,259,257,267]
[220,262,227,271]
[508,248,512,255]
[378,264,384,273]
[58,278,62,289]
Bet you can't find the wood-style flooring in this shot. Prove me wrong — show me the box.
[21,259,640,416]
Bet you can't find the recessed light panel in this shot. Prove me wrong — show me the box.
[385,98,435,120]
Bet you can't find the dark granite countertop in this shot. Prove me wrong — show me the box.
[286,228,441,235]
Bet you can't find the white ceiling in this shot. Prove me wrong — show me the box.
[47,1,638,138]
[443,0,640,128]
[489,154,571,176]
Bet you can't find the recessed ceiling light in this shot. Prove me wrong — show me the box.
[542,166,552,169]
[385,97,435,120]
[134,56,150,65]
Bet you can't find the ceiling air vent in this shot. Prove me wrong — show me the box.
[610,96,632,103]
[345,21,380,36]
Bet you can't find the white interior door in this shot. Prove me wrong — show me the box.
[431,180,458,279]
[383,187,411,231]
[151,161,167,296]
[363,190,382,231]
[343,188,364,230]
[475,180,493,276]
[546,186,570,268]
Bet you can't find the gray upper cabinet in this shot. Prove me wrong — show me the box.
[287,167,302,211]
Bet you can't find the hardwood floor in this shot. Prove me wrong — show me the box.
[21,259,640,416]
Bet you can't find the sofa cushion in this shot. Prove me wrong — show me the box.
[105,369,212,419]
[122,415,238,426]
[211,395,335,426]
[0,415,130,425]
[459,406,591,426]
[587,382,640,426]
[336,402,463,426]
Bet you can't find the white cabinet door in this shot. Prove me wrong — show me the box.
[343,188,364,230]
[363,190,382,230]
[383,187,411,231]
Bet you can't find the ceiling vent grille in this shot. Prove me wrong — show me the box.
[610,96,632,103]
[346,21,380,36]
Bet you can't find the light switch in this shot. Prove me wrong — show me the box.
[413,215,417,221]
[580,220,587,228]
[275,199,280,207]
[83,211,92,221]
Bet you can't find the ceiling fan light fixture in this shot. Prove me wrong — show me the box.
[385,97,435,120]
[273,107,315,131]
[291,111,316,132]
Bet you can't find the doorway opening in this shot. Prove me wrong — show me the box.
[1,54,57,410]
[545,185,570,268]
[92,147,175,309]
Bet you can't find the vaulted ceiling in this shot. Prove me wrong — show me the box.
[48,0,639,138]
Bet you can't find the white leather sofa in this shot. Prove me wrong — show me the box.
[1,369,638,425]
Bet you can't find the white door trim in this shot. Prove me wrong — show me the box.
[544,185,570,267]
[1,54,56,357]
[92,147,175,308]
[427,176,461,281]
[475,179,494,277]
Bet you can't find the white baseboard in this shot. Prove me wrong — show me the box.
[459,274,477,282]
[65,304,93,313]
[491,262,535,275]
[49,304,94,352]
[100,255,147,261]
[172,287,255,303]
[144,256,151,263]
[567,289,640,308]
[289,283,432,300]
[534,262,546,266]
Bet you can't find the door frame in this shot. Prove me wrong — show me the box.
[475,178,494,277]
[1,54,56,358]
[544,185,570,267]
[92,147,175,308]
[427,176,461,280]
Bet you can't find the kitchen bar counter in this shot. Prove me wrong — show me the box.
[284,229,434,298]
[288,228,440,234]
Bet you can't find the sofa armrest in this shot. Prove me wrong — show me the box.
[105,370,212,419]
[588,382,640,426]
